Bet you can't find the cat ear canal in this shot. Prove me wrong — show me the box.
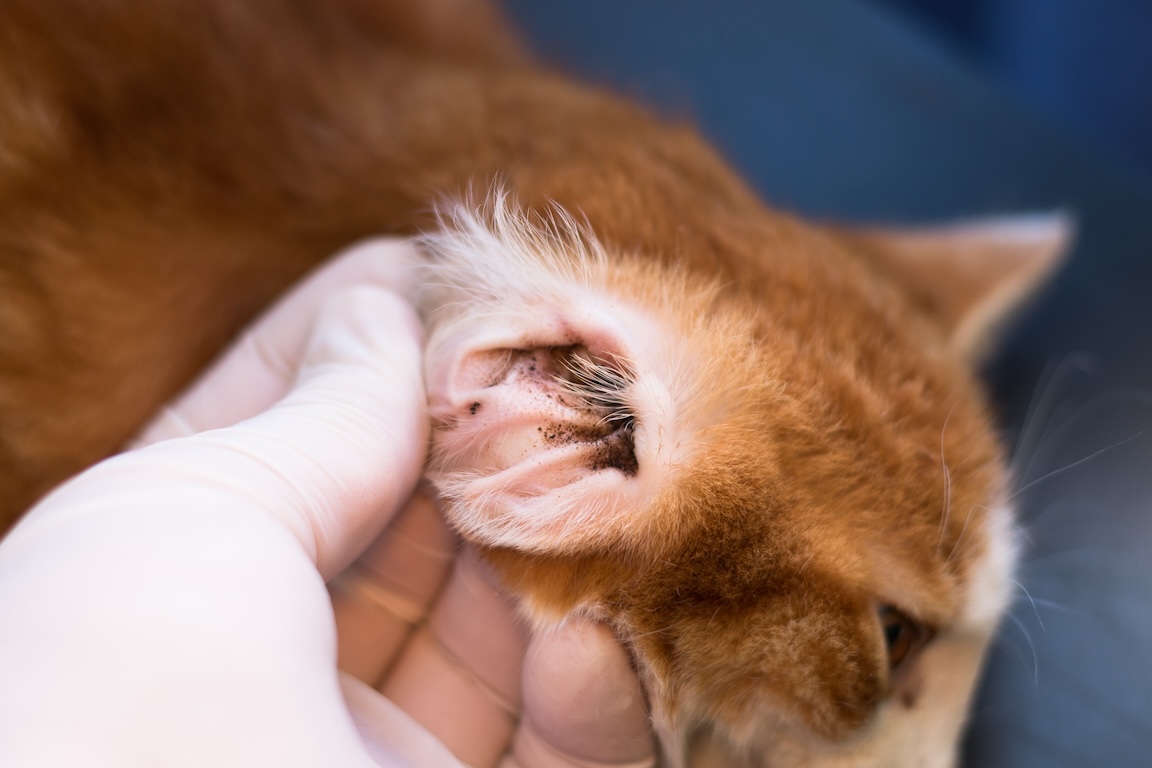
[424,318,676,555]
[846,212,1072,362]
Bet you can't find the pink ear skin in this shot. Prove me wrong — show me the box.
[425,311,633,476]
[423,299,680,556]
[844,212,1072,362]
[431,346,628,482]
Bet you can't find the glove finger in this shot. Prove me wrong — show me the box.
[138,285,427,579]
[380,549,528,768]
[331,489,457,687]
[131,238,422,447]
[504,620,656,768]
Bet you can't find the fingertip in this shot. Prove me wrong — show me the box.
[332,491,456,686]
[425,550,528,708]
[309,283,425,361]
[329,237,426,304]
[231,283,429,580]
[381,625,517,768]
[516,620,655,766]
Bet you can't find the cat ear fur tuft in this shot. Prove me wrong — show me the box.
[845,212,1072,362]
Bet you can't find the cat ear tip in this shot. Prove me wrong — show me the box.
[975,208,1078,255]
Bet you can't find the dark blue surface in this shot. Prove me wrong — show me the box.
[874,0,1152,188]
[503,1,1152,764]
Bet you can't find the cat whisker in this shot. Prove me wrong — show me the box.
[1017,390,1152,487]
[1009,356,1152,490]
[631,624,676,640]
[1011,580,1045,632]
[1007,431,1143,503]
[1014,594,1083,618]
[999,611,1041,687]
[936,464,953,554]
[945,503,985,565]
[1010,352,1096,482]
[935,403,958,553]
[1016,546,1100,567]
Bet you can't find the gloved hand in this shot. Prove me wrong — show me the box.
[0,239,655,768]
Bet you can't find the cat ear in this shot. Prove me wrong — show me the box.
[846,213,1071,362]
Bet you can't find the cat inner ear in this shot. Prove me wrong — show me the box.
[418,195,698,555]
[844,213,1071,362]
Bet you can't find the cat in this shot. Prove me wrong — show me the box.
[0,0,1065,765]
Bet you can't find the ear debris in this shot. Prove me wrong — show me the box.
[554,346,638,432]
[552,347,640,476]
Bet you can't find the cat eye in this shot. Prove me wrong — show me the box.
[878,605,927,670]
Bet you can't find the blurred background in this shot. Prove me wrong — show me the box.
[874,0,1152,190]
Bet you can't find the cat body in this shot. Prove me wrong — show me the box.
[0,1,1061,764]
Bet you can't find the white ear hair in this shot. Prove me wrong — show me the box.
[415,187,607,322]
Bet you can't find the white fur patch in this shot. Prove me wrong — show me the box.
[416,188,608,324]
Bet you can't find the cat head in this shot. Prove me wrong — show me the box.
[417,192,1066,766]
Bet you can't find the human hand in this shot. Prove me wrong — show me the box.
[0,237,654,764]
[331,493,656,768]
[0,239,655,767]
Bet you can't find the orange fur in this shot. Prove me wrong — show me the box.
[0,1,1063,765]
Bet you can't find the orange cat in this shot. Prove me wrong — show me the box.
[0,0,1063,764]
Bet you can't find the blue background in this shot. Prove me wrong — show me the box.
[875,0,1152,189]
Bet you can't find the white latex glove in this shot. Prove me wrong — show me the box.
[0,239,654,768]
